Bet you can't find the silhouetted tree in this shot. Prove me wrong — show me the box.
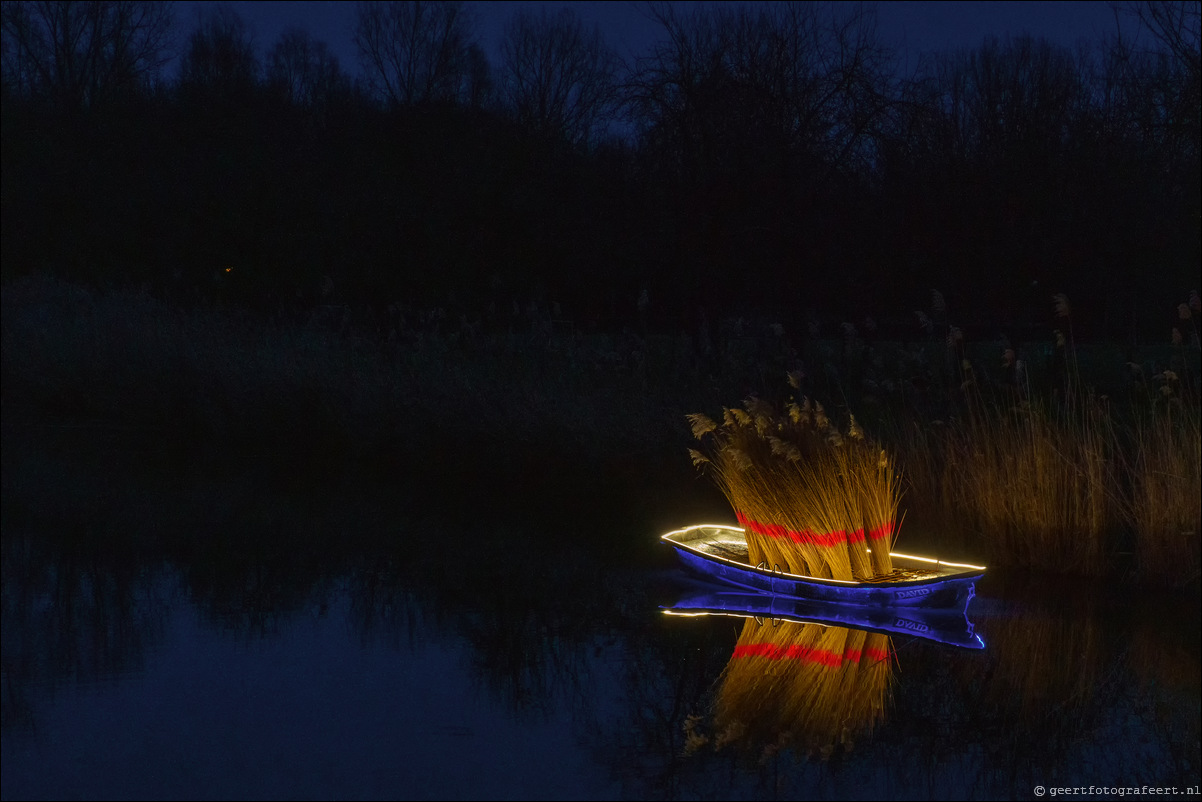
[627,1,892,179]
[353,0,477,107]
[498,7,619,146]
[877,38,1089,313]
[178,5,258,98]
[0,0,173,110]
[622,1,894,324]
[462,41,492,110]
[267,26,348,109]
[1129,1,1201,166]
[1134,0,1201,79]
[1,0,1195,341]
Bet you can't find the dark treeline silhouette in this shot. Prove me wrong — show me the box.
[2,0,1198,340]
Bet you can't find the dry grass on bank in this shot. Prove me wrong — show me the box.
[897,397,1122,576]
[881,291,1201,585]
[0,275,700,459]
[894,363,1199,585]
[5,275,1199,586]
[1124,406,1202,585]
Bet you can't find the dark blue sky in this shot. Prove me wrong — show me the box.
[173,1,1127,77]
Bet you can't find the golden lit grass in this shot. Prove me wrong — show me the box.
[890,291,1202,583]
[903,404,1101,572]
[684,620,893,761]
[898,395,1200,581]
[1124,405,1202,586]
[688,388,902,580]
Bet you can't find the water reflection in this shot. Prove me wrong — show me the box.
[661,590,985,760]
[0,529,170,733]
[3,432,1199,799]
[699,618,894,761]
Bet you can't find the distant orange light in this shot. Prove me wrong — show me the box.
[225,267,233,273]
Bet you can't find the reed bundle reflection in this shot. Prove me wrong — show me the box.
[688,384,902,580]
[686,619,894,761]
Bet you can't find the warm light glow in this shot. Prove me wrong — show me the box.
[886,551,941,565]
[935,558,988,570]
[890,551,988,571]
[662,523,988,574]
[660,522,743,539]
[661,524,862,583]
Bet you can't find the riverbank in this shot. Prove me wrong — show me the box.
[4,275,1198,586]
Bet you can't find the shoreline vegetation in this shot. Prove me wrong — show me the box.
[3,275,1199,587]
[3,2,1197,588]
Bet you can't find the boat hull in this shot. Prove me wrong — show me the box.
[663,524,985,613]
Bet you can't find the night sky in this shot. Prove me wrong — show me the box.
[172,1,1126,77]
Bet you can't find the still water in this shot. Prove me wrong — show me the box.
[2,431,1198,800]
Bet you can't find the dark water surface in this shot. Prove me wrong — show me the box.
[2,428,1198,800]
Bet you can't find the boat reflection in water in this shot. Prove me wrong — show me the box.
[665,590,984,761]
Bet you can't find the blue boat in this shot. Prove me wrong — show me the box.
[661,523,985,613]
[662,587,986,649]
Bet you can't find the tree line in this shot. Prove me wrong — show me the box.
[2,0,1198,340]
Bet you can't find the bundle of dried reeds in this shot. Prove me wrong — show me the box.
[688,386,901,580]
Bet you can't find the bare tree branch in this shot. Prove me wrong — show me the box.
[1133,0,1201,81]
[178,4,258,96]
[624,1,892,178]
[267,26,347,108]
[353,0,476,107]
[1,0,174,110]
[499,7,619,146]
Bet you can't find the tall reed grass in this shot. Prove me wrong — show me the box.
[898,396,1120,575]
[8,274,1198,585]
[895,294,1201,585]
[1123,404,1202,585]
